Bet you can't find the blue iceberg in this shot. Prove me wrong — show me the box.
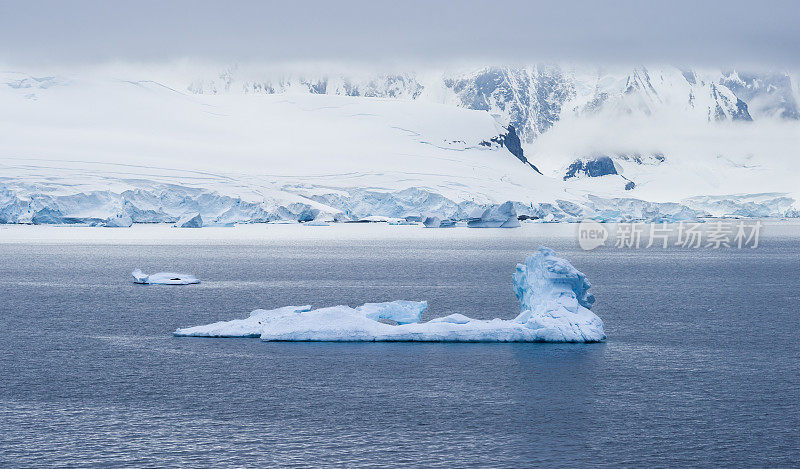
[174,247,605,342]
[467,202,520,228]
[174,212,203,228]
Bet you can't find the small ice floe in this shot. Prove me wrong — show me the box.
[174,246,604,342]
[132,269,200,285]
[355,215,402,223]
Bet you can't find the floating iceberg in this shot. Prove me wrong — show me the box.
[133,269,200,285]
[467,202,520,228]
[174,305,313,337]
[174,212,203,228]
[174,247,605,342]
[303,220,331,226]
[423,216,456,228]
[104,213,132,227]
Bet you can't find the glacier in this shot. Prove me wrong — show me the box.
[173,247,605,342]
[1,64,798,225]
[133,270,200,285]
[0,178,795,226]
[0,174,795,226]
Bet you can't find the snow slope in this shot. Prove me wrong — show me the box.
[182,63,799,141]
[0,70,563,223]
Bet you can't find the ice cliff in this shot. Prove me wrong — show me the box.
[1,181,795,226]
[174,213,203,228]
[174,247,605,342]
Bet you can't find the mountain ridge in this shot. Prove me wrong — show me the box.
[183,64,799,143]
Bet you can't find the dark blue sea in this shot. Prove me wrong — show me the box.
[1,228,799,467]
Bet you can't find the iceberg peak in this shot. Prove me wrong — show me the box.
[514,246,595,314]
[511,246,604,342]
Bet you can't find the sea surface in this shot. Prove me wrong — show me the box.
[1,224,799,467]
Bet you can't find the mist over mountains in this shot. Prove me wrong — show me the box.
[183,63,799,139]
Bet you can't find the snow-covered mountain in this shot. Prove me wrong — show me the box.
[185,64,798,141]
[1,63,798,225]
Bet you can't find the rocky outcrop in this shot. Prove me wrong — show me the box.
[481,125,542,173]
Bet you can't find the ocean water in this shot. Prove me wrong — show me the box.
[1,225,799,467]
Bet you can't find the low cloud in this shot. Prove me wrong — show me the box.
[1,0,799,67]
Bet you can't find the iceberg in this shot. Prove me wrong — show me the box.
[423,216,456,228]
[174,305,313,337]
[133,269,200,285]
[510,246,603,341]
[467,202,520,228]
[174,247,605,342]
[174,212,203,228]
[358,301,427,324]
[104,213,132,227]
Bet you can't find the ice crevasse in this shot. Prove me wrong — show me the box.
[173,247,605,342]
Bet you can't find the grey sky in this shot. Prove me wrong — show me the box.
[1,0,798,66]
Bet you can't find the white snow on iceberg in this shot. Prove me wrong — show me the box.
[133,269,200,285]
[174,305,313,337]
[174,247,604,342]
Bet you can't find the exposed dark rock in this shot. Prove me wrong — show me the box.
[720,71,800,119]
[732,98,752,121]
[710,83,752,121]
[500,125,524,162]
[564,156,639,190]
[443,66,574,142]
[481,125,542,174]
[564,156,618,180]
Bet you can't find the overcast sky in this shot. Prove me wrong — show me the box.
[1,0,798,67]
